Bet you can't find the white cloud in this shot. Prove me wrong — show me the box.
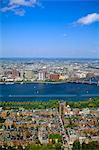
[76,13,99,25]
[0,0,38,16]
[9,0,37,7]
[1,5,18,13]
[14,9,25,16]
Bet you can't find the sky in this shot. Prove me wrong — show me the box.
[0,0,99,58]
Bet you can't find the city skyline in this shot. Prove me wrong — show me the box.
[0,0,99,58]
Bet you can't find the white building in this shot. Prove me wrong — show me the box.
[38,71,46,81]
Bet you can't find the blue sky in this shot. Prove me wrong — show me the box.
[0,0,99,58]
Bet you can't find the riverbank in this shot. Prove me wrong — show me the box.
[0,80,99,86]
[0,80,79,84]
[0,81,68,84]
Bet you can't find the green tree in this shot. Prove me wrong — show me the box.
[49,134,62,144]
[88,141,99,150]
[82,142,88,150]
[72,140,81,150]
[55,143,63,150]
[17,145,23,150]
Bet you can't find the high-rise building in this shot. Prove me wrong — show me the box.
[38,71,46,81]
[49,74,59,81]
[20,70,24,80]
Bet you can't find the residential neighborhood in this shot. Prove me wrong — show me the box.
[0,102,98,149]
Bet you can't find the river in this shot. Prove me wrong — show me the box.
[0,82,99,101]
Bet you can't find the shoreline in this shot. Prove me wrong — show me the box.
[0,80,98,85]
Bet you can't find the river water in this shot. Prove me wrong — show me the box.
[0,83,99,101]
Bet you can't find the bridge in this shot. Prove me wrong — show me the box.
[67,80,99,86]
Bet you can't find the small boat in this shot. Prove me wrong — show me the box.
[37,91,39,94]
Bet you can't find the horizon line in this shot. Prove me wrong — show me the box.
[0,57,99,59]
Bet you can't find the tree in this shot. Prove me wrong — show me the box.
[55,143,63,150]
[72,140,80,150]
[17,145,23,150]
[88,141,99,150]
[0,117,5,123]
[82,142,88,150]
[49,134,62,144]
